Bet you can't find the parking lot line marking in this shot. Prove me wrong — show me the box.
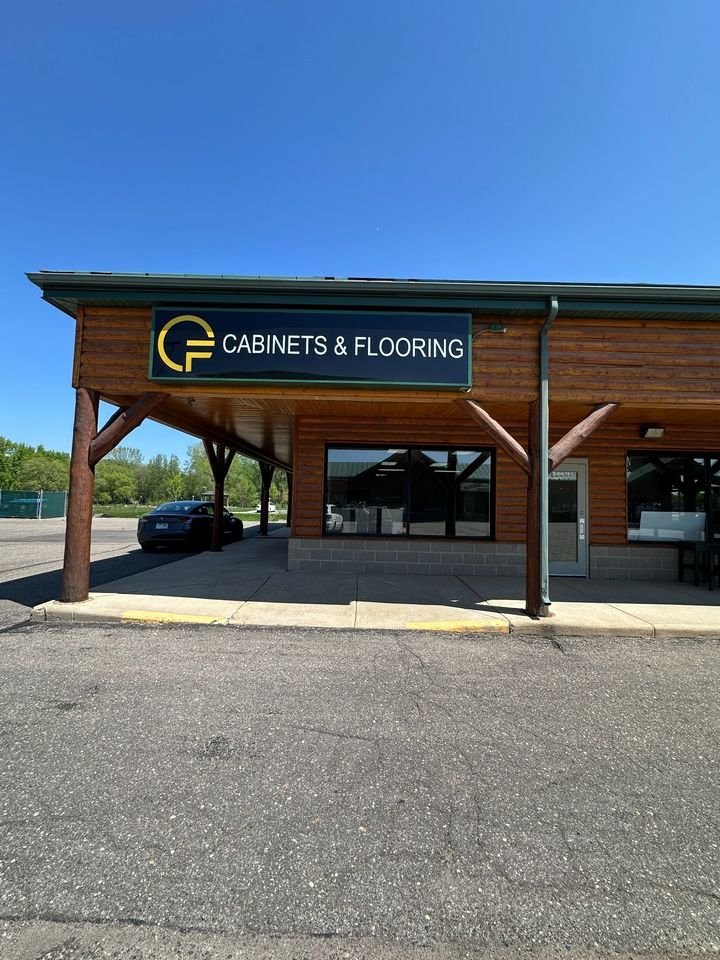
[122,610,226,624]
[405,619,509,633]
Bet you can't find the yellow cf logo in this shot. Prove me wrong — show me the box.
[157,315,215,373]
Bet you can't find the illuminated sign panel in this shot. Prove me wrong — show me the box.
[150,308,472,388]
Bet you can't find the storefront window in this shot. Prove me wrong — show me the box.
[711,460,720,542]
[627,454,719,542]
[325,447,493,538]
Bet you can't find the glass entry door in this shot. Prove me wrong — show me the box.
[549,458,588,576]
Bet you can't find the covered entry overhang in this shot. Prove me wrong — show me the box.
[28,271,720,615]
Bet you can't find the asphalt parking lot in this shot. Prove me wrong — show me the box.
[1,622,719,958]
[0,518,178,618]
[0,517,275,628]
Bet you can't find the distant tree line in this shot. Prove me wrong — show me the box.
[0,436,287,508]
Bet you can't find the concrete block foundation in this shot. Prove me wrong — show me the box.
[288,539,679,581]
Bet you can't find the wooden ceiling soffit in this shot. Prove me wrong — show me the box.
[218,434,289,472]
[188,415,291,471]
[146,401,292,473]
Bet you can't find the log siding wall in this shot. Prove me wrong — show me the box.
[74,307,720,550]
[293,417,720,546]
[473,316,720,404]
[77,308,720,405]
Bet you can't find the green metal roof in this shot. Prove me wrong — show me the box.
[26,270,720,320]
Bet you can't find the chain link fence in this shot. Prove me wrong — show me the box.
[0,490,68,519]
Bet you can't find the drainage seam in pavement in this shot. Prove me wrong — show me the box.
[552,578,658,636]
[592,600,657,636]
[235,565,284,611]
[457,575,514,631]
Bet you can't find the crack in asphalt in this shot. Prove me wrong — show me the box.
[292,724,380,746]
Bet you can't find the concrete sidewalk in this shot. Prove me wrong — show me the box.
[32,530,720,637]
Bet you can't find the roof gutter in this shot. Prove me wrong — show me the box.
[26,271,720,305]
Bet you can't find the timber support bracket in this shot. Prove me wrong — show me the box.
[457,396,621,618]
[89,393,169,468]
[204,440,236,551]
[548,403,620,471]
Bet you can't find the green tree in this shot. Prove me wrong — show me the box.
[270,469,289,508]
[166,470,184,501]
[183,443,214,500]
[35,444,71,463]
[106,446,144,466]
[16,455,70,491]
[0,437,34,489]
[137,453,182,503]
[0,435,288,512]
[94,461,138,505]
[226,456,261,507]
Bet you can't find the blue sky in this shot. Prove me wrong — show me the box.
[2,0,719,461]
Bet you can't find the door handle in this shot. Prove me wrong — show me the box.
[579,518,586,540]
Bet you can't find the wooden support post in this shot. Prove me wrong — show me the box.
[203,440,235,551]
[61,387,99,603]
[525,399,549,618]
[212,444,227,552]
[457,398,539,614]
[285,470,293,527]
[259,463,275,537]
[459,396,603,618]
[62,389,171,601]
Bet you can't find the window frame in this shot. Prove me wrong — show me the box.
[323,443,496,541]
[626,449,720,544]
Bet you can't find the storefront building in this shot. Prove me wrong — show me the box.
[29,272,720,616]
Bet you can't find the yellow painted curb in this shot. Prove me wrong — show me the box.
[122,610,225,624]
[405,620,509,633]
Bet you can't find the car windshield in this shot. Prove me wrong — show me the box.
[153,502,198,514]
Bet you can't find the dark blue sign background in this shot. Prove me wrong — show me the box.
[150,308,472,388]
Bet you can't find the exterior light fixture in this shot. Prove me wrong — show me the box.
[641,425,665,439]
[472,324,508,340]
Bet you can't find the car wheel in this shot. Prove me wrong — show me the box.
[140,543,158,552]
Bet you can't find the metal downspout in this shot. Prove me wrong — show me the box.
[540,296,559,608]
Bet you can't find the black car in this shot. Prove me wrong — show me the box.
[137,500,244,551]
